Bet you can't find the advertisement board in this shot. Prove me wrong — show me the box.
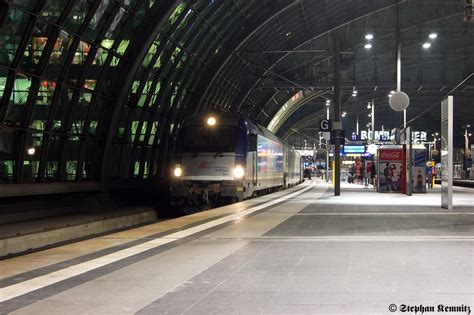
[412,149,427,193]
[378,149,405,193]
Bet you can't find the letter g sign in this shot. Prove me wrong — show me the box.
[319,119,332,132]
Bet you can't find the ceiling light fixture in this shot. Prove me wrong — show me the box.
[422,42,431,49]
[364,43,372,49]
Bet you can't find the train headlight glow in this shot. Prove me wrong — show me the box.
[233,165,245,179]
[173,166,182,177]
[207,117,216,126]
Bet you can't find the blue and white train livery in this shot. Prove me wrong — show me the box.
[170,111,302,206]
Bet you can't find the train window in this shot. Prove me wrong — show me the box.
[249,134,257,151]
[183,125,236,152]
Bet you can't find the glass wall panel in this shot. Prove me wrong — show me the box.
[83,140,98,179]
[4,76,32,123]
[22,130,42,180]
[52,87,74,125]
[11,0,37,10]
[66,161,77,180]
[45,135,61,180]
[0,68,7,99]
[64,1,91,33]
[72,40,91,65]
[0,130,17,182]
[43,30,74,77]
[83,1,113,41]
[40,1,69,23]
[0,7,30,67]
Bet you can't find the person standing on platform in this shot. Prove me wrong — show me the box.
[383,162,394,191]
[426,165,433,189]
[360,162,366,186]
[370,161,376,187]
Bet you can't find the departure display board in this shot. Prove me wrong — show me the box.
[343,145,366,154]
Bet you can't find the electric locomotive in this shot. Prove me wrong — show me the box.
[170,111,302,206]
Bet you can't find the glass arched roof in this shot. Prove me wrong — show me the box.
[0,0,472,193]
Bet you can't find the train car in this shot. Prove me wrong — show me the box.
[170,111,301,207]
[284,144,303,187]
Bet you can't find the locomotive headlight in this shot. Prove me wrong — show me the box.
[233,165,245,179]
[207,116,216,126]
[173,166,182,177]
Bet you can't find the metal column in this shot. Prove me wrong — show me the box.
[395,3,405,129]
[326,106,330,183]
[334,38,341,196]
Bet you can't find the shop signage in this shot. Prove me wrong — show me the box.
[357,130,427,143]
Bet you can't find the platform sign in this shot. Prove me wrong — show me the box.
[441,96,453,209]
[319,119,332,132]
[351,134,361,141]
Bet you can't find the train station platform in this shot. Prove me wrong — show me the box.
[0,181,473,314]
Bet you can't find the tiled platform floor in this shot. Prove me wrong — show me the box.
[1,181,473,314]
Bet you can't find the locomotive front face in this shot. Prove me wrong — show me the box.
[171,115,248,203]
[174,155,243,181]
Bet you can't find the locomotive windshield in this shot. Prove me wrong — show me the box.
[182,125,236,152]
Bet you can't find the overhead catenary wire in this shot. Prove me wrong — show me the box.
[404,73,474,128]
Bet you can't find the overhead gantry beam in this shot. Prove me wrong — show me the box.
[233,0,405,113]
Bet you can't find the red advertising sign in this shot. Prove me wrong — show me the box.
[377,147,406,193]
[379,149,403,162]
